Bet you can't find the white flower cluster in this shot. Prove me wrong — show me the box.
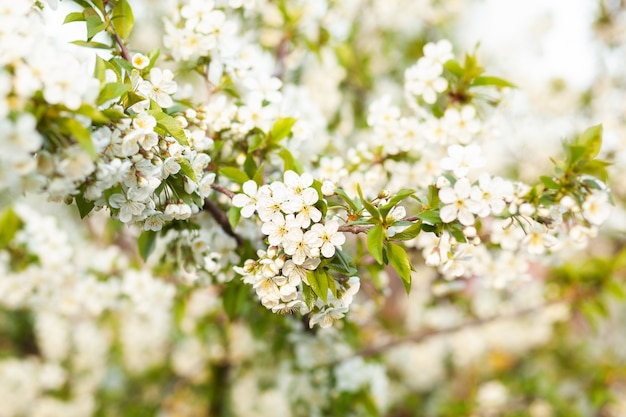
[164,0,238,62]
[0,2,99,198]
[69,64,219,229]
[0,203,175,415]
[328,40,613,290]
[404,39,453,104]
[233,171,359,327]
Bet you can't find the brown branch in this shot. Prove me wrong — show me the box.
[211,183,235,199]
[338,224,371,234]
[327,300,564,365]
[203,199,244,247]
[337,216,420,234]
[113,32,131,62]
[273,33,291,79]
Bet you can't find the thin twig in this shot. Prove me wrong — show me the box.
[113,32,131,62]
[211,183,235,199]
[338,224,371,234]
[203,198,244,247]
[326,300,563,365]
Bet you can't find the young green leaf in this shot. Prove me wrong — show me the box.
[578,124,603,160]
[97,82,130,105]
[357,185,381,221]
[278,148,304,175]
[243,155,257,179]
[147,110,189,146]
[63,12,86,24]
[416,210,441,225]
[111,0,135,40]
[219,167,249,184]
[307,269,329,304]
[472,76,516,88]
[367,224,385,265]
[58,118,97,159]
[75,193,95,219]
[0,207,22,249]
[227,206,241,229]
[269,117,296,143]
[138,230,157,262]
[85,13,107,41]
[328,248,358,276]
[391,221,422,241]
[379,188,414,219]
[540,176,560,190]
[177,158,197,183]
[223,280,249,320]
[387,242,412,293]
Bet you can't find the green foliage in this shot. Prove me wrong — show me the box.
[386,242,412,292]
[111,0,134,40]
[138,230,157,261]
[366,224,384,265]
[0,207,22,250]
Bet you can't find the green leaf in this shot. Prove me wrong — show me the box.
[269,117,296,143]
[566,144,587,165]
[177,158,197,183]
[147,48,161,71]
[125,91,147,108]
[0,207,22,249]
[301,285,317,311]
[416,210,441,225]
[94,56,108,83]
[147,110,189,145]
[243,155,257,179]
[102,108,126,121]
[540,175,560,190]
[75,193,95,219]
[427,184,440,207]
[578,160,611,183]
[85,14,107,41]
[91,0,105,13]
[223,280,249,320]
[357,185,381,221]
[112,57,134,72]
[111,0,135,40]
[72,40,112,49]
[76,104,109,124]
[578,124,603,159]
[278,148,304,175]
[219,167,249,184]
[391,221,422,241]
[253,163,265,186]
[307,269,329,304]
[472,75,517,88]
[380,188,414,219]
[138,230,157,261]
[58,118,96,159]
[387,243,412,293]
[328,248,358,276]
[444,59,464,78]
[247,133,264,152]
[97,82,130,105]
[334,188,359,213]
[63,12,86,24]
[366,224,384,265]
[227,206,241,229]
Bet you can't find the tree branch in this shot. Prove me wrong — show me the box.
[329,300,564,365]
[337,216,420,234]
[113,32,131,62]
[338,224,371,234]
[203,198,244,247]
[211,183,235,199]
